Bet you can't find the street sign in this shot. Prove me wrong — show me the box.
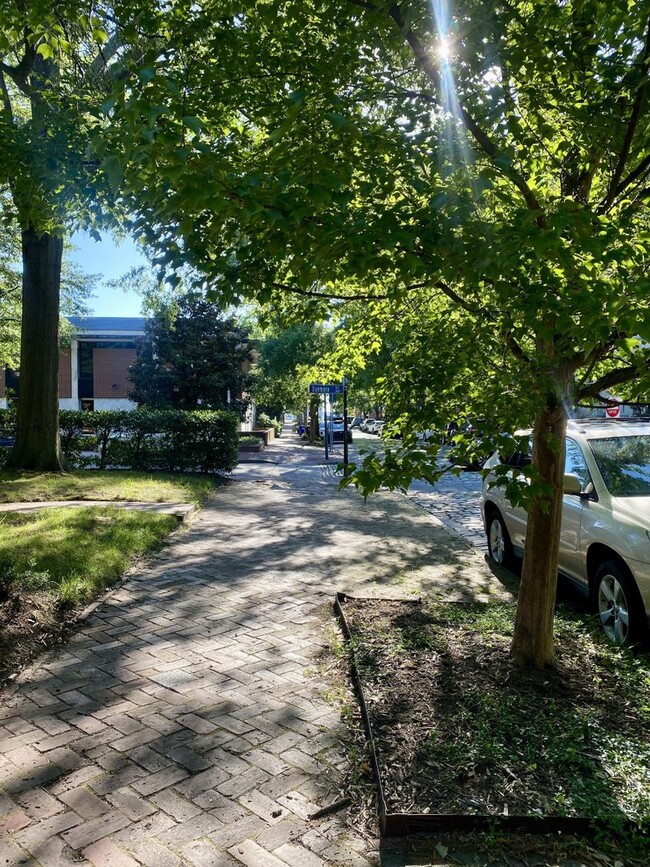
[605,403,621,418]
[309,383,344,394]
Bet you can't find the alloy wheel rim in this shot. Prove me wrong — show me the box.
[489,519,505,564]
[598,574,630,645]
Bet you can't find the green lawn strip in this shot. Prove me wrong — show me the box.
[0,507,178,606]
[343,599,650,850]
[0,470,217,505]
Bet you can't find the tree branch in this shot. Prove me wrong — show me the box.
[0,67,13,117]
[435,280,531,364]
[577,360,650,400]
[270,280,430,302]
[382,2,546,226]
[87,32,124,82]
[272,281,388,301]
[608,153,650,203]
[599,14,650,212]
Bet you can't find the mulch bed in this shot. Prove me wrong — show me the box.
[0,590,78,687]
[339,596,650,843]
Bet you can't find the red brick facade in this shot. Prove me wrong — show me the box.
[93,348,137,399]
[58,348,72,398]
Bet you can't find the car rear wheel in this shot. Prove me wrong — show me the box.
[594,560,646,646]
[486,508,515,569]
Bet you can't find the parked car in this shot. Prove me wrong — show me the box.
[350,417,363,428]
[446,419,489,469]
[360,418,376,432]
[319,416,352,443]
[482,419,650,645]
[367,419,386,435]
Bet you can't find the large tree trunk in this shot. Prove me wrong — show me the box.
[6,227,64,471]
[510,398,568,668]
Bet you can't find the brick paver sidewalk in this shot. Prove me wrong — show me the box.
[0,436,508,867]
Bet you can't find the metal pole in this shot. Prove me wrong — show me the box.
[343,383,349,471]
[323,394,329,460]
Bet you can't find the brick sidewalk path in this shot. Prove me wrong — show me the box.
[1,437,510,867]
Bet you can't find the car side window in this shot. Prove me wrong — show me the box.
[565,439,592,491]
[504,448,531,468]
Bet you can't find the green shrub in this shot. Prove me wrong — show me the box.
[2,408,239,475]
[239,435,262,446]
[104,408,239,474]
[256,412,282,437]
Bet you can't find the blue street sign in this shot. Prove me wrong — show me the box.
[309,383,344,394]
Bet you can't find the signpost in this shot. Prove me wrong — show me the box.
[309,382,349,467]
[309,384,344,395]
[605,403,621,419]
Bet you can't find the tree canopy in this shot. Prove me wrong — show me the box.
[129,293,253,416]
[2,0,649,663]
[117,0,650,665]
[251,321,335,418]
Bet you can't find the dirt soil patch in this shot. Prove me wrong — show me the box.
[0,589,78,687]
[341,597,650,844]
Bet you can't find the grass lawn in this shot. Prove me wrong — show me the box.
[0,507,178,606]
[0,469,218,504]
[0,468,221,684]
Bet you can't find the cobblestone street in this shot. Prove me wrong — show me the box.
[406,471,485,552]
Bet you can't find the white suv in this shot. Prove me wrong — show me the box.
[482,420,650,644]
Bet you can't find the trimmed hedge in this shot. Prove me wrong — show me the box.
[0,408,239,474]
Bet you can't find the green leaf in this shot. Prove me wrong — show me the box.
[36,42,54,59]
[182,116,202,136]
[138,67,156,84]
[101,155,123,195]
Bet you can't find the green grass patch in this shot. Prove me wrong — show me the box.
[0,470,217,505]
[0,507,177,606]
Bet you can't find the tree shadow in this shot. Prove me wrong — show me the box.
[0,475,517,860]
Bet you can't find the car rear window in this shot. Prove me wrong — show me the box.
[587,435,650,496]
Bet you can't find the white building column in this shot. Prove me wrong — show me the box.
[71,338,79,407]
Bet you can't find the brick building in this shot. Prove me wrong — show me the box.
[0,317,146,411]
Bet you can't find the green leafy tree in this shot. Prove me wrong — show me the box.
[5,0,649,665]
[118,0,650,667]
[251,322,335,431]
[129,293,253,417]
[0,2,130,468]
[0,1,219,469]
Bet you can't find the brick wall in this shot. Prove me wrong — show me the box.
[58,348,72,398]
[93,348,137,399]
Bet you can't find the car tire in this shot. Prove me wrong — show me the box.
[594,560,647,646]
[486,507,515,570]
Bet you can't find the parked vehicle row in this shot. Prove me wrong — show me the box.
[482,419,650,646]
[360,418,386,434]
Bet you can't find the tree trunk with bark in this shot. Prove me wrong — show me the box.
[309,397,320,442]
[6,227,64,471]
[510,397,568,668]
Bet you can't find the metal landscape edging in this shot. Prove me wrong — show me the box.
[334,591,599,838]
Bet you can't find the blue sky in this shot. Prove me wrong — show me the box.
[68,230,149,316]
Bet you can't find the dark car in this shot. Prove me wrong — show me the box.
[446,420,489,470]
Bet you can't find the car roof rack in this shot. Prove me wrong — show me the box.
[570,416,650,423]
